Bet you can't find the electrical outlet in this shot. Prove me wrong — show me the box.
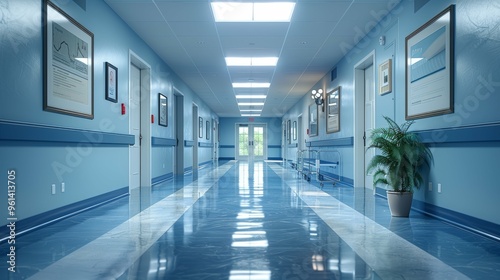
[51,184,56,195]
[62,182,65,193]
[438,183,442,193]
[428,182,433,191]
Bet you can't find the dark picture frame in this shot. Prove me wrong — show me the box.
[405,5,455,120]
[158,93,167,127]
[199,117,203,138]
[43,0,94,119]
[287,119,291,144]
[292,121,297,141]
[326,86,340,134]
[308,103,318,137]
[206,120,210,140]
[105,62,118,103]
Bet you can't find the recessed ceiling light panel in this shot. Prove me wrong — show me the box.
[211,2,295,22]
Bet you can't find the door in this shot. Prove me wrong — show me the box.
[364,65,375,189]
[213,119,219,161]
[129,64,141,189]
[174,92,184,174]
[236,124,266,161]
[192,104,199,171]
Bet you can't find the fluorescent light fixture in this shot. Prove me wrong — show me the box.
[226,57,278,66]
[238,102,264,106]
[235,95,267,99]
[241,114,261,117]
[233,82,270,88]
[240,110,262,113]
[211,2,295,22]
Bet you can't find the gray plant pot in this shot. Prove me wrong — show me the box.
[387,191,413,217]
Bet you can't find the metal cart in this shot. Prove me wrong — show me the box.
[314,149,342,188]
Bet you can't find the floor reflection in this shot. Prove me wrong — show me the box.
[118,161,378,279]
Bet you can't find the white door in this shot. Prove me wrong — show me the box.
[236,124,266,161]
[213,119,219,161]
[192,105,198,171]
[129,64,141,189]
[364,65,375,189]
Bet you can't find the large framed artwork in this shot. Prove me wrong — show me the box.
[158,93,167,127]
[326,86,340,134]
[43,0,94,119]
[405,5,455,120]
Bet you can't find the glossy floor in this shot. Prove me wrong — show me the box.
[2,160,499,279]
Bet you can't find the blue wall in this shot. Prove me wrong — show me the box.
[0,0,217,232]
[283,0,500,233]
[219,118,282,160]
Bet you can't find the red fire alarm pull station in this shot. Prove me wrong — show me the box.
[151,114,154,123]
[121,103,126,115]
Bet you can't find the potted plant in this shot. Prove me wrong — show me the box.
[366,116,433,217]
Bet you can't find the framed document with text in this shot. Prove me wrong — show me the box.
[405,5,455,120]
[44,0,94,119]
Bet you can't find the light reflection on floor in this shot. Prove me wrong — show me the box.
[1,160,499,279]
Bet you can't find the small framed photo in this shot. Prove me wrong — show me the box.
[158,93,167,127]
[379,59,392,95]
[105,62,118,102]
[199,117,203,138]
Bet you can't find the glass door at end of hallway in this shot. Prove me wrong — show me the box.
[236,124,266,161]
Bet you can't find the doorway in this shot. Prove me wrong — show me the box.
[236,123,267,161]
[174,89,184,175]
[192,104,199,171]
[129,51,151,190]
[353,51,375,190]
[213,119,219,162]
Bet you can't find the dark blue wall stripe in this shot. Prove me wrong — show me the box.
[0,121,134,146]
[416,123,500,144]
[0,187,128,241]
[198,142,212,147]
[152,173,173,185]
[184,140,194,147]
[219,157,235,160]
[151,137,176,147]
[375,188,499,241]
[306,137,353,147]
[267,157,282,160]
[268,145,281,148]
[220,145,234,148]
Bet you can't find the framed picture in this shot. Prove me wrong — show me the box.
[308,103,318,137]
[326,86,340,133]
[379,59,392,95]
[405,5,455,120]
[206,120,210,140]
[43,0,94,119]
[105,62,118,102]
[158,93,167,127]
[199,117,203,138]
[287,120,291,144]
[292,121,297,141]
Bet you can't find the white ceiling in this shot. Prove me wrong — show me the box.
[104,0,400,117]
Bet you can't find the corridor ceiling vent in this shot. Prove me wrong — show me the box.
[211,2,295,22]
